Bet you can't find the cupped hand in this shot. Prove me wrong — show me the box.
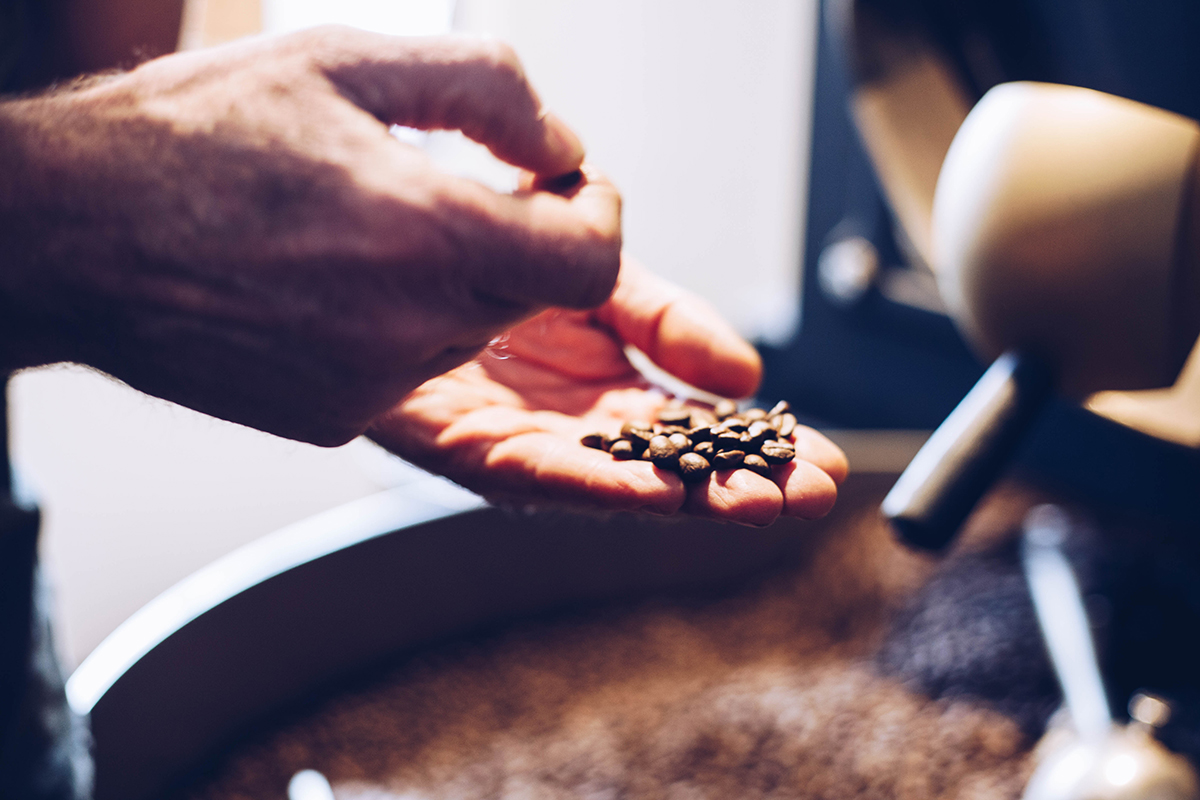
[0,28,619,446]
[369,258,849,526]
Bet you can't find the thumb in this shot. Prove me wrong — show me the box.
[595,256,762,399]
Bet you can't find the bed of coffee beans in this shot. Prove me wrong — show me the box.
[581,399,799,482]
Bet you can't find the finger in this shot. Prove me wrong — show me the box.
[791,426,849,484]
[311,29,584,176]
[443,164,623,310]
[683,469,783,527]
[483,431,685,514]
[595,256,762,398]
[777,459,839,520]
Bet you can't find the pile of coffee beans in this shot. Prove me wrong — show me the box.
[581,400,798,482]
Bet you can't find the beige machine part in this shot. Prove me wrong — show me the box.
[179,0,262,50]
[851,52,973,270]
[933,82,1200,405]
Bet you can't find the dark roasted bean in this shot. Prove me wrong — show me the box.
[648,435,679,469]
[714,432,744,452]
[581,433,607,450]
[661,425,690,436]
[667,433,691,451]
[693,441,715,459]
[760,440,796,464]
[722,420,749,433]
[678,452,712,481]
[609,439,637,459]
[656,407,693,426]
[714,399,738,419]
[742,454,771,477]
[742,408,767,422]
[738,431,765,454]
[777,413,797,439]
[747,420,774,443]
[713,449,745,469]
[621,422,654,442]
[688,425,714,443]
[691,408,719,427]
[767,400,791,417]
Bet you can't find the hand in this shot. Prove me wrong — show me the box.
[369,258,848,526]
[0,28,620,446]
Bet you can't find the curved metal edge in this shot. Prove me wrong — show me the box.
[65,475,485,715]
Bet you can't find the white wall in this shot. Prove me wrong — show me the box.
[453,0,818,344]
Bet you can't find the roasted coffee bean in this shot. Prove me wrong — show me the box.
[693,441,715,459]
[678,452,713,482]
[742,408,767,422]
[747,420,775,445]
[767,400,791,417]
[688,425,714,443]
[647,435,679,469]
[609,439,637,460]
[760,441,796,465]
[691,408,719,427]
[656,407,693,427]
[742,453,771,477]
[712,449,745,469]
[721,420,749,434]
[661,425,690,436]
[714,432,744,452]
[667,433,691,451]
[714,399,738,419]
[621,422,655,442]
[581,433,607,450]
[777,413,797,439]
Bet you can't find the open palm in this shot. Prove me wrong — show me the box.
[369,259,847,526]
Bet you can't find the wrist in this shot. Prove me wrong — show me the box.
[0,86,134,373]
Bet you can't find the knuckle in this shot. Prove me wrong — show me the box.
[472,39,528,91]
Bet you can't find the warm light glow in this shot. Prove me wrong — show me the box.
[1104,753,1140,787]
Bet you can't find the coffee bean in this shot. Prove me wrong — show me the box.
[777,413,797,439]
[714,432,744,452]
[693,441,715,459]
[667,432,691,451]
[767,400,791,417]
[661,425,690,436]
[678,452,713,482]
[742,454,771,477]
[760,441,796,465]
[621,422,655,442]
[648,435,679,469]
[714,399,738,419]
[656,407,693,427]
[581,433,607,450]
[688,425,714,443]
[747,420,775,445]
[742,408,767,422]
[691,408,719,427]
[609,439,637,459]
[713,449,745,469]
